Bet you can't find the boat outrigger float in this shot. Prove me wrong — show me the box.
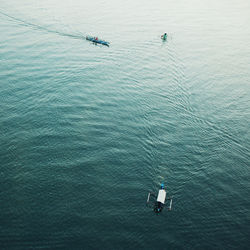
[86,35,110,46]
[147,183,173,213]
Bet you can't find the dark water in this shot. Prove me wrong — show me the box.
[0,0,250,249]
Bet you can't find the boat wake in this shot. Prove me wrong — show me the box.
[0,9,85,41]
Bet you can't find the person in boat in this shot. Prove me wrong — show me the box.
[161,33,167,40]
[95,37,98,41]
[154,201,163,213]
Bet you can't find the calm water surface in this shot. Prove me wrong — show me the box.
[0,0,250,249]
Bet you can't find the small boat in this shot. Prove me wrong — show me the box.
[147,183,173,213]
[86,35,110,46]
[161,33,167,41]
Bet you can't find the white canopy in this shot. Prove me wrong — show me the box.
[157,189,166,204]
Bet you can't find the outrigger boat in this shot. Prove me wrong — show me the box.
[86,35,110,46]
[147,183,173,213]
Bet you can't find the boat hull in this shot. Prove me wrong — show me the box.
[86,36,109,46]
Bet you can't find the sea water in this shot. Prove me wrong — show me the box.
[0,0,249,249]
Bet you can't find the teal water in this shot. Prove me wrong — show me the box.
[1,0,250,249]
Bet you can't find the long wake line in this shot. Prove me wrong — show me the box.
[0,9,86,41]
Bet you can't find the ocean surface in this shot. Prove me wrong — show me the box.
[0,0,250,249]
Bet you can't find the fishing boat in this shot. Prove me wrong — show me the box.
[147,183,173,213]
[86,35,110,46]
